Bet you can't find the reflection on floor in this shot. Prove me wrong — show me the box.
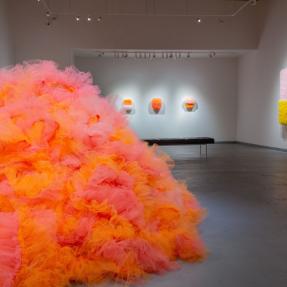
[82,143,287,287]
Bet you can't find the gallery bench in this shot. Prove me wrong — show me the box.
[144,137,215,159]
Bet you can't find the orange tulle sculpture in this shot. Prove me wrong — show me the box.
[0,61,206,287]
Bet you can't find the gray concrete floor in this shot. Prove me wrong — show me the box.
[86,143,287,287]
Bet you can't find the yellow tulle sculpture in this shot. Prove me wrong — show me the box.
[0,61,206,287]
[279,99,287,125]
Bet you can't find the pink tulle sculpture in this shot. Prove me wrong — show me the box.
[0,61,206,287]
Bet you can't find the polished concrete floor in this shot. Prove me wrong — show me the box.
[87,143,287,287]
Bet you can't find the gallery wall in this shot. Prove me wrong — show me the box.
[0,0,13,67]
[237,0,287,149]
[75,55,238,141]
[6,0,268,67]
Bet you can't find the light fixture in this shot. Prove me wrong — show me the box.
[36,1,257,26]
[46,11,51,17]
[75,16,80,22]
[209,51,216,58]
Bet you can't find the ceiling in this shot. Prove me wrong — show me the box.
[6,0,270,66]
[45,0,261,18]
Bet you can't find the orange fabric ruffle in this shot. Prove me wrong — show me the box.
[0,61,206,286]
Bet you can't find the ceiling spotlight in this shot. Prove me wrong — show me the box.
[196,17,202,23]
[209,51,216,58]
[87,16,92,22]
[97,16,102,22]
[46,11,51,17]
[75,16,80,22]
[37,0,41,2]
[187,52,191,58]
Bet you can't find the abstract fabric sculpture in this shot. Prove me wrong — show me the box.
[0,61,205,287]
[122,98,133,114]
[151,98,163,113]
[183,98,196,112]
[279,68,287,125]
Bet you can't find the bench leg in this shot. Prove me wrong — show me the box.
[200,144,208,159]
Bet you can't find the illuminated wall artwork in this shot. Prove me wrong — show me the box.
[279,68,287,125]
[122,98,134,114]
[150,98,163,114]
[183,98,197,112]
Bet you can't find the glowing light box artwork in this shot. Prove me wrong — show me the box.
[122,98,134,114]
[151,98,163,114]
[279,68,287,125]
[183,98,197,112]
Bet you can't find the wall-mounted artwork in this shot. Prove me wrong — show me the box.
[150,98,164,114]
[279,68,287,125]
[122,98,134,114]
[183,98,197,112]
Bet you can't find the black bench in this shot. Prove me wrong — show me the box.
[144,137,215,158]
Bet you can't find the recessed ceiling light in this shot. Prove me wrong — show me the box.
[87,16,92,22]
[46,11,51,17]
[75,16,80,22]
[97,16,102,22]
[196,17,202,23]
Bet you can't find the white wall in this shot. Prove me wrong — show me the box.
[0,0,13,67]
[75,56,238,141]
[7,0,268,67]
[237,0,287,149]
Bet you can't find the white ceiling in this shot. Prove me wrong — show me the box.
[6,0,270,66]
[45,0,262,18]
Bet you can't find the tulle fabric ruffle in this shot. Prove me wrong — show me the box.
[0,61,206,286]
[0,212,20,287]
